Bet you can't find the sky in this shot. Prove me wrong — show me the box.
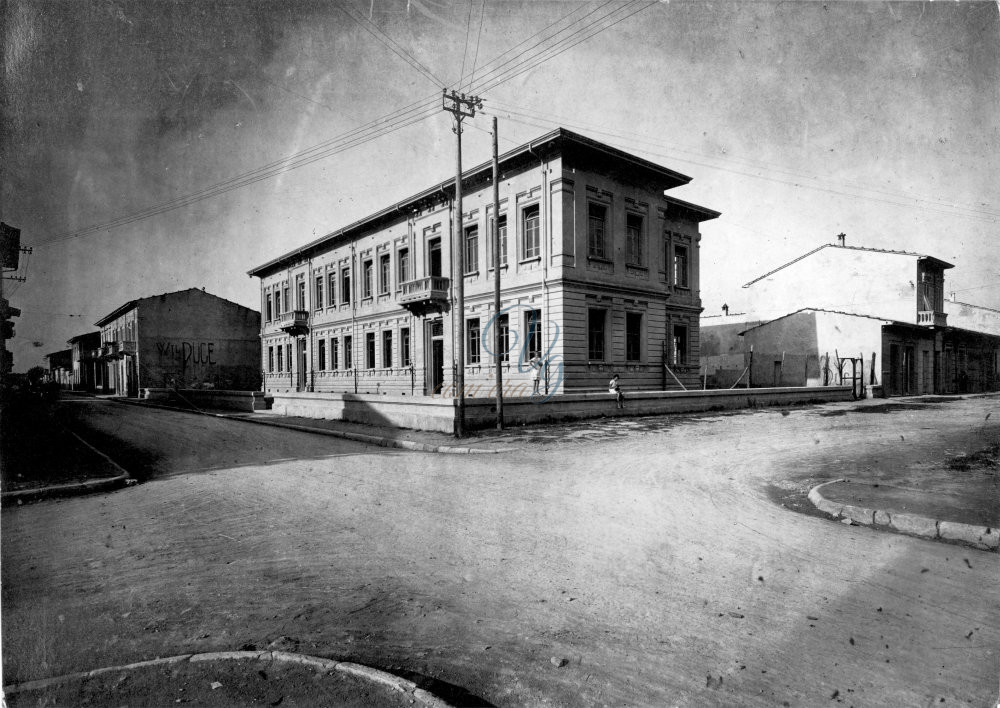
[3,0,998,370]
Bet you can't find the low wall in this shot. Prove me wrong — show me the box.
[269,392,457,433]
[265,386,854,432]
[465,386,854,429]
[142,388,272,412]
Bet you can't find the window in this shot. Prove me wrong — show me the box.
[400,327,411,366]
[296,278,305,311]
[525,309,542,360]
[365,332,375,369]
[489,215,508,268]
[327,272,336,307]
[277,344,283,371]
[626,312,642,362]
[275,289,282,315]
[467,318,481,364]
[286,343,292,372]
[318,338,326,370]
[588,203,607,258]
[314,276,323,311]
[343,335,352,369]
[268,346,274,372]
[331,338,339,370]
[497,313,510,362]
[363,260,373,299]
[341,268,351,304]
[464,225,478,274]
[674,244,690,288]
[265,293,273,322]
[379,253,391,294]
[672,324,688,365]
[626,213,644,265]
[382,330,393,368]
[398,248,410,284]
[588,309,606,361]
[283,285,290,313]
[522,204,540,259]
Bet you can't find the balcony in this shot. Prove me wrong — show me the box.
[277,309,310,336]
[399,276,450,315]
[117,340,136,356]
[99,342,120,360]
[917,310,947,327]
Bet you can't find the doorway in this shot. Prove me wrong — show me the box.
[428,237,442,278]
[426,318,444,394]
[296,338,307,392]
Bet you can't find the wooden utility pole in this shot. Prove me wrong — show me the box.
[492,116,504,430]
[442,89,481,437]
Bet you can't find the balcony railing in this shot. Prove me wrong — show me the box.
[917,310,947,327]
[277,309,310,335]
[399,276,450,315]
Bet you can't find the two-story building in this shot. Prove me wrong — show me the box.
[95,288,261,396]
[703,235,1000,395]
[67,331,102,391]
[248,128,720,407]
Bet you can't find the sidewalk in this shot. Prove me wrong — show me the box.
[808,442,999,550]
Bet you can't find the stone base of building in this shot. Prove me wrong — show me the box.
[267,386,855,433]
[143,388,272,413]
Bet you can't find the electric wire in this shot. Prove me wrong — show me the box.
[38,1,652,246]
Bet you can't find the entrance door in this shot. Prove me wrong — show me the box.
[426,319,444,394]
[297,339,307,392]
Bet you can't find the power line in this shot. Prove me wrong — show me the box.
[468,0,487,91]
[486,103,1000,225]
[37,1,652,247]
[335,2,445,88]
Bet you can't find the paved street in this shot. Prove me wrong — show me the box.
[3,396,999,706]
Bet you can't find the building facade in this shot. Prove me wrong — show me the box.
[95,288,261,396]
[249,129,719,401]
[43,349,73,388]
[67,331,102,391]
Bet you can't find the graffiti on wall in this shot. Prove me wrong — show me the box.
[155,341,217,367]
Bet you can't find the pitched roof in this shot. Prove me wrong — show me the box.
[742,243,954,288]
[737,307,904,336]
[95,287,255,326]
[248,127,720,278]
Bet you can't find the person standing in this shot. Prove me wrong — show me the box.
[530,355,542,395]
[609,374,625,408]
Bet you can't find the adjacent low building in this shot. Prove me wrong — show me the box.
[702,236,1000,395]
[95,288,261,396]
[248,128,720,406]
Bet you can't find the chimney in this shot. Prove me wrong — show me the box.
[722,304,730,316]
[836,233,846,247]
[950,291,956,302]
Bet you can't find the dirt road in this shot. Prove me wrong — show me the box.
[3,396,998,706]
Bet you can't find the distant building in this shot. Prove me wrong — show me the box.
[67,331,102,391]
[248,128,719,401]
[701,236,1000,395]
[43,348,73,388]
[94,288,261,396]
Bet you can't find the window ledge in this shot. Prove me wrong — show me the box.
[626,263,648,271]
[519,256,541,265]
[464,271,480,278]
[587,255,613,264]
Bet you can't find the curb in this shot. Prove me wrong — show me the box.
[808,479,999,551]
[2,650,454,707]
[1,429,136,506]
[110,397,502,455]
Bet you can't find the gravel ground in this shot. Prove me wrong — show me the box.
[3,395,999,706]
